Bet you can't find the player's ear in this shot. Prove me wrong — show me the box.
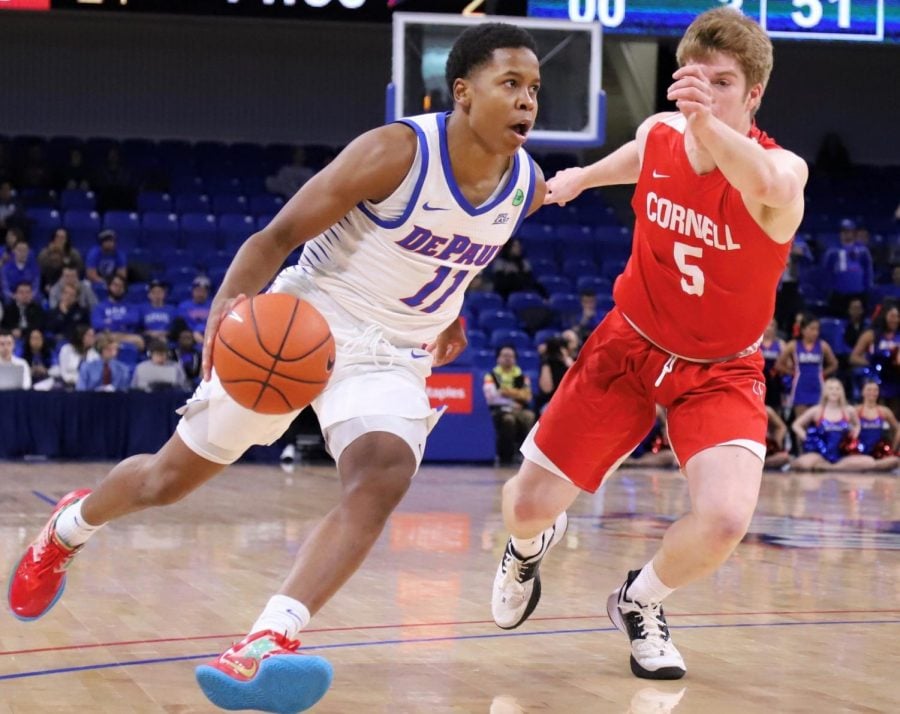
[747,82,763,114]
[453,77,472,109]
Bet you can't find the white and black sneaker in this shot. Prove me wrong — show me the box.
[492,512,568,630]
[607,569,686,680]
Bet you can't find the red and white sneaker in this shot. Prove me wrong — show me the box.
[196,629,333,713]
[7,489,92,621]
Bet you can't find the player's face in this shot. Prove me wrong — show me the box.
[458,47,540,154]
[683,51,761,132]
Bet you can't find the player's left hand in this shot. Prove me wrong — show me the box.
[427,318,467,367]
[667,65,713,123]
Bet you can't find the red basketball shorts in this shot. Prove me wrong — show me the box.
[524,308,768,492]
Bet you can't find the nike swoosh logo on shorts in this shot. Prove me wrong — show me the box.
[411,351,430,359]
[422,202,449,211]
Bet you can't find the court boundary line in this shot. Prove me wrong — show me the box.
[1,618,897,682]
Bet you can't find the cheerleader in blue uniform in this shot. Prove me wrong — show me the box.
[791,379,889,471]
[777,314,839,421]
[855,380,900,470]
[850,303,900,416]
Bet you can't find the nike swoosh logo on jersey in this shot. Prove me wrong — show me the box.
[422,202,449,211]
[652,170,671,179]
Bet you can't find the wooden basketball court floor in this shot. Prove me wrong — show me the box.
[1,461,897,713]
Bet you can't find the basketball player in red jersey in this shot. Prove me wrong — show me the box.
[491,7,807,680]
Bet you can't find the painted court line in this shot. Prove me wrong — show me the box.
[1,618,897,682]
[2,608,897,658]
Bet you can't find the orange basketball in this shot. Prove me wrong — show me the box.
[213,294,335,414]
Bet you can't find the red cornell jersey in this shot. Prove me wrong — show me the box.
[613,113,792,361]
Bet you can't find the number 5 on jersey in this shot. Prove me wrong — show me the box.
[674,242,704,297]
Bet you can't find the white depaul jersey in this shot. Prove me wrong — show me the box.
[290,112,536,346]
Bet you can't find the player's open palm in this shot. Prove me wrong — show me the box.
[202,293,247,381]
[545,167,586,206]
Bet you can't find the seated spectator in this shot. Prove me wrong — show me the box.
[855,380,900,467]
[491,238,540,299]
[91,274,144,350]
[849,302,900,416]
[535,335,573,414]
[843,298,869,355]
[824,219,872,315]
[176,275,212,345]
[76,334,130,392]
[0,181,26,234]
[56,147,92,191]
[0,226,24,268]
[871,265,900,307]
[54,324,99,389]
[1,238,40,300]
[84,229,127,287]
[92,147,135,211]
[45,282,90,342]
[139,279,176,344]
[131,339,189,392]
[49,261,99,311]
[265,146,315,200]
[173,328,202,388]
[791,378,894,472]
[1,281,46,339]
[483,344,535,466]
[574,290,602,342]
[37,228,84,293]
[764,406,791,471]
[21,328,54,388]
[0,328,31,390]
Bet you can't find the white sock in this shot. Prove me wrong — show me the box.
[510,532,544,558]
[626,561,674,605]
[250,595,310,640]
[54,500,103,548]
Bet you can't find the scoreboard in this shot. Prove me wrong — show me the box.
[528,0,894,43]
[0,0,896,43]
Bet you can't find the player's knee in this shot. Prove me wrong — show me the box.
[702,508,752,546]
[502,478,548,525]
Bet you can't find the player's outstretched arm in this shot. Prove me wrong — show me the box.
[201,123,418,379]
[543,111,672,206]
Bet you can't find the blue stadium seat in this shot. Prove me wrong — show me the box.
[465,292,504,316]
[103,211,142,249]
[466,329,487,351]
[516,222,553,241]
[137,191,173,213]
[600,259,628,280]
[142,212,181,252]
[249,194,285,216]
[537,274,572,295]
[60,189,96,211]
[478,309,517,333]
[473,349,497,371]
[490,329,532,352]
[518,349,540,372]
[549,293,582,326]
[529,258,558,279]
[561,258,598,280]
[26,208,62,235]
[211,194,249,214]
[576,275,612,295]
[506,291,545,312]
[207,177,244,195]
[63,209,101,250]
[168,175,204,194]
[218,214,255,252]
[180,213,219,252]
[533,328,561,348]
[507,291,554,332]
[174,193,211,214]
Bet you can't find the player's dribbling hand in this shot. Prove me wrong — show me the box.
[667,65,713,123]
[544,167,586,206]
[201,293,248,382]
[426,317,467,367]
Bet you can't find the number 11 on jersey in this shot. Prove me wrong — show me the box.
[401,266,468,313]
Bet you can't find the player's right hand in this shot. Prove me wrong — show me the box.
[201,293,247,382]
[544,167,586,206]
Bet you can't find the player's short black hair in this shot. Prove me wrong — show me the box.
[445,22,538,94]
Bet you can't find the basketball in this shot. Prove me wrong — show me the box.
[213,294,336,414]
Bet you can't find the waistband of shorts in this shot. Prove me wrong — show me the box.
[620,312,761,364]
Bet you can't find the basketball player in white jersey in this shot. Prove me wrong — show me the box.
[9,23,545,713]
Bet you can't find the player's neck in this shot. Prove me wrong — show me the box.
[444,113,512,194]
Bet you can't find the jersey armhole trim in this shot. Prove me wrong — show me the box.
[357,118,429,229]
[510,153,537,236]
